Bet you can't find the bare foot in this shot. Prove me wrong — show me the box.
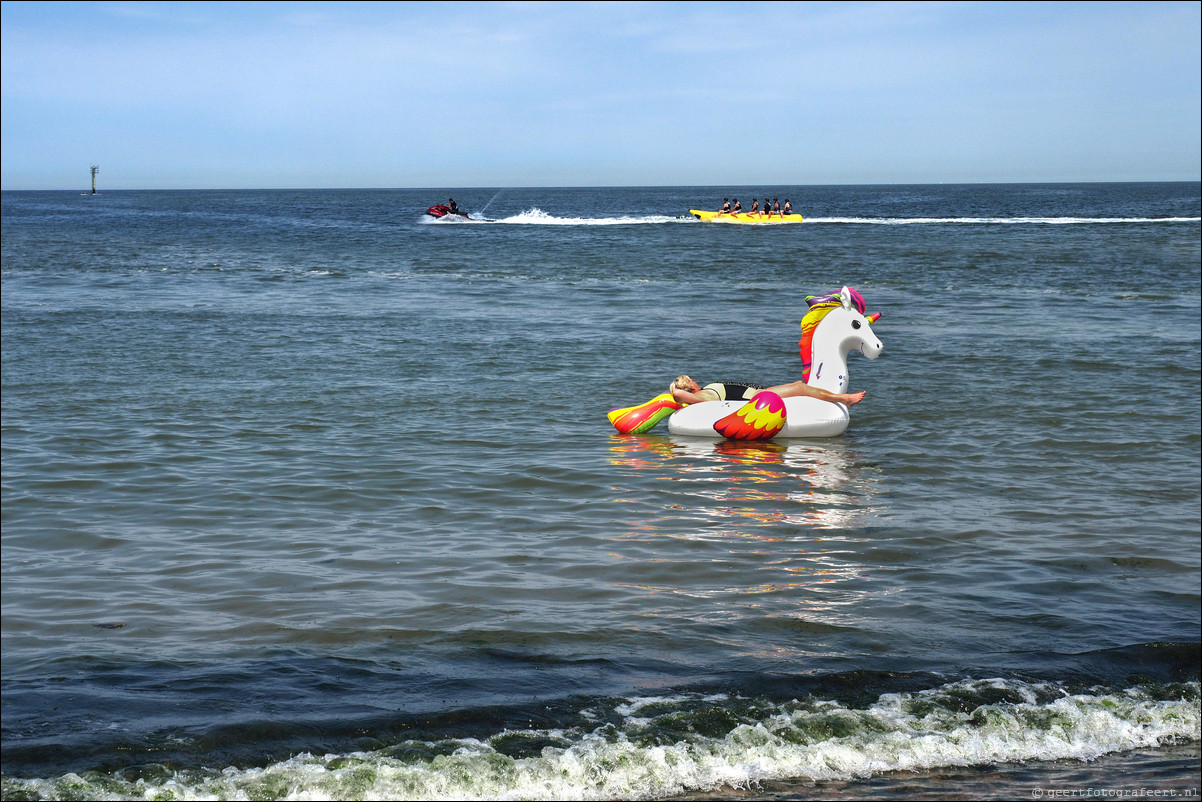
[842,390,867,406]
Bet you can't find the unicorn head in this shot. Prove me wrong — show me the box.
[799,286,883,393]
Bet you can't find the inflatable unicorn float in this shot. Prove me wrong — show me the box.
[608,287,883,440]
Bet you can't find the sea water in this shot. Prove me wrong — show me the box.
[1,184,1199,800]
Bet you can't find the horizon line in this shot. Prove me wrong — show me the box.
[5,179,1201,193]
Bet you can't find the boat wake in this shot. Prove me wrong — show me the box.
[807,216,1202,225]
[436,210,1201,227]
[480,208,690,225]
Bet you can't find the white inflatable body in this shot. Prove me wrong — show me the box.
[667,396,850,438]
[665,287,883,439]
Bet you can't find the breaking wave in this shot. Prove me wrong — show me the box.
[4,678,1197,801]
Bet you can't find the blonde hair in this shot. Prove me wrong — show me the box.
[671,375,695,393]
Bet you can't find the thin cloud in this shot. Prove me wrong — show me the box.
[2,1,1198,189]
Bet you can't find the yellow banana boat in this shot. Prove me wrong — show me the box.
[690,209,803,224]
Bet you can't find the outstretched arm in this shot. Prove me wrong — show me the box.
[671,386,720,405]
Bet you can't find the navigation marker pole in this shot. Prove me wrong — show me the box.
[91,165,99,194]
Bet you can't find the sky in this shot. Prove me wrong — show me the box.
[2,1,1199,190]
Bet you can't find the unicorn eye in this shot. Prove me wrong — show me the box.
[852,320,862,329]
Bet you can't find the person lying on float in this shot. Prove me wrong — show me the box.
[668,375,865,408]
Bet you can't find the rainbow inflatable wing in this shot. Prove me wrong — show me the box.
[607,393,682,434]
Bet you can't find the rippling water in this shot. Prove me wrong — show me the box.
[2,184,1199,800]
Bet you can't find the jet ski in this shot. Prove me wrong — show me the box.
[425,204,470,220]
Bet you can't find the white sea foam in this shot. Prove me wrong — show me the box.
[9,680,1197,801]
[486,208,688,225]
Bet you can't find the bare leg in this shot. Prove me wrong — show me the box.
[765,380,866,407]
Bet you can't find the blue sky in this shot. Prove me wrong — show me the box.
[2,1,1199,189]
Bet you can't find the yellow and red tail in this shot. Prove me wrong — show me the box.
[607,393,682,434]
[712,391,787,440]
